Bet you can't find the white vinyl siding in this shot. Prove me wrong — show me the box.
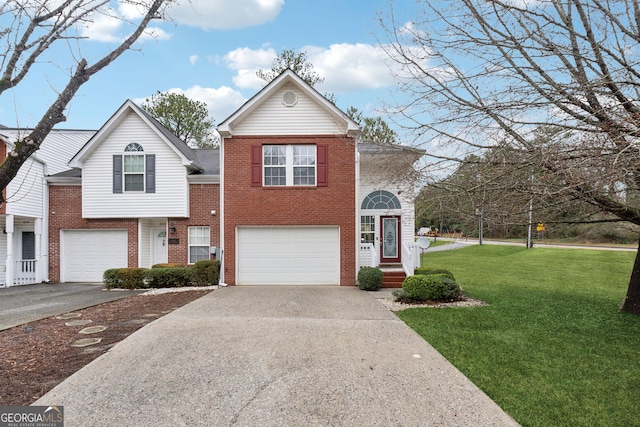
[359,158,415,252]
[5,157,45,218]
[81,111,189,218]
[232,84,348,135]
[61,230,127,282]
[237,227,339,285]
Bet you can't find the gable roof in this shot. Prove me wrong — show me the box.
[69,100,203,172]
[217,69,360,137]
[0,128,95,176]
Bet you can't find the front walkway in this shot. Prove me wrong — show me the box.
[35,286,519,426]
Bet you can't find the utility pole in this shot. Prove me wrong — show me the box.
[526,171,534,249]
[476,208,483,245]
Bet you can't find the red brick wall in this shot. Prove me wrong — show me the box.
[48,183,220,282]
[167,183,220,264]
[223,135,357,286]
[48,185,139,283]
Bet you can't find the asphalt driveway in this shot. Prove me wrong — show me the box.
[0,282,142,331]
[34,286,519,426]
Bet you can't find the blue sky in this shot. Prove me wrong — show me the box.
[1,0,418,133]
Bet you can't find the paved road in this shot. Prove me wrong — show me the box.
[425,237,637,252]
[0,283,142,331]
[35,286,520,426]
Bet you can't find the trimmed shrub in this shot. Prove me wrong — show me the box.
[357,267,383,291]
[414,267,456,281]
[103,268,121,289]
[115,267,147,289]
[190,260,220,286]
[143,267,191,288]
[151,263,186,269]
[402,274,462,301]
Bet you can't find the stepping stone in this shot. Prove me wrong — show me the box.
[56,312,82,320]
[65,319,93,326]
[79,325,107,334]
[70,337,102,348]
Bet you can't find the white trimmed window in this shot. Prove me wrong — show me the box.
[113,143,155,193]
[124,143,144,192]
[188,226,210,263]
[263,145,316,186]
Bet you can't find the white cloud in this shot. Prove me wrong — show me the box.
[219,43,399,93]
[79,9,124,42]
[189,55,200,65]
[168,0,284,30]
[135,85,247,123]
[78,5,171,43]
[307,43,397,93]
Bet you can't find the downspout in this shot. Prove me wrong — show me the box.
[219,135,226,286]
[355,149,360,283]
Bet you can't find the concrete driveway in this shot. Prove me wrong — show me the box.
[0,282,142,331]
[35,286,519,426]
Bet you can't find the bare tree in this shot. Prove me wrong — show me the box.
[380,0,640,314]
[0,0,170,194]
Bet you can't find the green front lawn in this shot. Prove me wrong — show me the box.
[399,245,640,427]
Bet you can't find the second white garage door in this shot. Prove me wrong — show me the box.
[237,226,340,285]
[61,230,128,282]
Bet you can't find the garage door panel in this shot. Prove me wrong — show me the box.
[237,227,339,285]
[62,230,128,282]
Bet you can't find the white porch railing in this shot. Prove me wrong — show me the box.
[401,242,420,278]
[14,260,37,285]
[359,243,376,268]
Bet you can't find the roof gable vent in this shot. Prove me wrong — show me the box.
[282,90,298,107]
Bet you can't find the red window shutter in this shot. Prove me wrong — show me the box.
[317,144,328,187]
[251,145,262,186]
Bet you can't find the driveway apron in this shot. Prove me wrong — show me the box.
[34,286,519,426]
[0,283,141,331]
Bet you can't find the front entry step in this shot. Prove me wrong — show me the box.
[381,270,406,288]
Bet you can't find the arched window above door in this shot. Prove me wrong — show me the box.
[361,190,401,210]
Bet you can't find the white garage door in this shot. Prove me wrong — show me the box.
[237,227,340,285]
[61,230,128,282]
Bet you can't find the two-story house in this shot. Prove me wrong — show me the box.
[47,101,219,283]
[217,70,423,286]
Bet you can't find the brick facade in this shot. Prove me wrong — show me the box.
[48,183,219,282]
[167,183,220,265]
[223,134,357,286]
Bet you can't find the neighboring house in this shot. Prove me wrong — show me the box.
[217,69,423,286]
[0,128,94,286]
[47,100,219,283]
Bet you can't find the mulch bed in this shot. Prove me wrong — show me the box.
[0,289,212,406]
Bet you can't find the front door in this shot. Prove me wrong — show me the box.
[380,216,401,263]
[152,229,168,266]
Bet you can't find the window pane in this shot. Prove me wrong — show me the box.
[264,167,286,186]
[188,227,210,264]
[124,155,144,172]
[294,145,315,165]
[189,246,209,263]
[264,145,286,166]
[293,166,315,185]
[125,174,144,191]
[360,216,375,243]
